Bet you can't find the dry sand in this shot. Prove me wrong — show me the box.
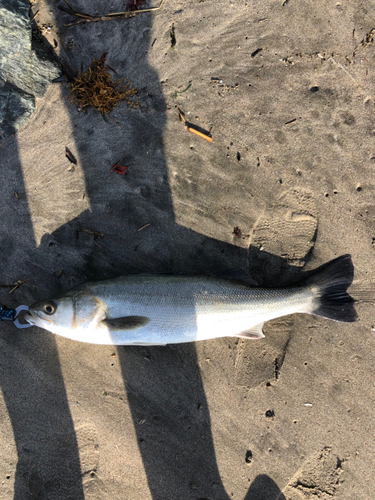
[0,0,374,498]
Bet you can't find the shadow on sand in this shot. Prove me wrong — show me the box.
[0,1,304,498]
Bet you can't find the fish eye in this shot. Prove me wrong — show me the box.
[43,302,56,315]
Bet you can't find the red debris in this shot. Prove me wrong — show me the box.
[110,162,129,174]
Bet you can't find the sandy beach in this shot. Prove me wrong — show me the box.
[0,0,374,498]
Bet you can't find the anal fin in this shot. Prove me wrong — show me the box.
[234,323,265,339]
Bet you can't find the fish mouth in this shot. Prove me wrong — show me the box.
[23,311,38,326]
[24,310,52,327]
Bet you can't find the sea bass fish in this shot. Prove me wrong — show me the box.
[24,255,357,345]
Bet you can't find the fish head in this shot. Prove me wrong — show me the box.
[25,288,107,340]
[25,293,76,335]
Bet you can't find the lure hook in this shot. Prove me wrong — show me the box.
[13,305,32,329]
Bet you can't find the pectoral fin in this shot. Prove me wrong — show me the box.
[102,316,150,332]
[234,323,265,339]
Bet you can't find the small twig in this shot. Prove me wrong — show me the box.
[59,5,134,25]
[30,9,39,22]
[108,0,165,15]
[178,108,186,122]
[178,108,212,142]
[64,14,134,26]
[9,280,29,294]
[109,157,124,172]
[251,48,263,58]
[60,1,93,20]
[0,280,29,294]
[66,146,77,164]
[284,118,297,125]
[329,57,361,90]
[76,227,105,247]
[63,0,75,10]
[105,113,124,128]
[61,0,165,26]
[76,227,104,237]
[185,124,213,142]
[59,4,92,19]
[170,23,176,48]
[138,223,150,231]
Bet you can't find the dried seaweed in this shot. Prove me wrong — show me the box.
[69,53,139,114]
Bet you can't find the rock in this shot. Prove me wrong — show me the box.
[0,0,60,140]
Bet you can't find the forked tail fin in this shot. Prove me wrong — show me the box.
[305,254,357,322]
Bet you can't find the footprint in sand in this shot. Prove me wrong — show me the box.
[26,424,100,499]
[75,423,119,499]
[279,447,344,499]
[251,188,318,268]
[234,189,318,389]
[75,423,100,492]
[234,318,292,389]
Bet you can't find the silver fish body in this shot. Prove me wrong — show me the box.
[24,255,356,345]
